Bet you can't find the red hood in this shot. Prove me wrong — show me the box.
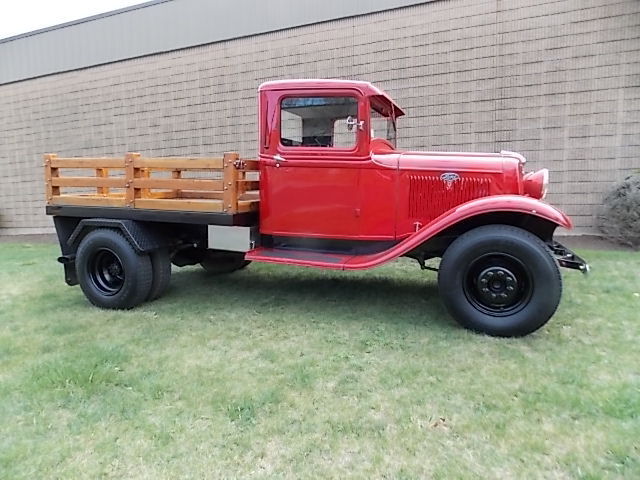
[371,142,525,172]
[371,142,526,196]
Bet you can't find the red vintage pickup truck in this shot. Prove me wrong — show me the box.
[45,79,588,337]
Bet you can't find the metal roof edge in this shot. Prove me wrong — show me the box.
[0,0,435,85]
[0,0,172,44]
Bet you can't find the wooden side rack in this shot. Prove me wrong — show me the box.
[43,152,259,214]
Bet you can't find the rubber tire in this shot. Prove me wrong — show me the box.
[147,248,171,301]
[200,251,251,274]
[76,229,153,309]
[438,225,562,337]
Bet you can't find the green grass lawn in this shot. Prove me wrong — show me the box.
[0,243,638,479]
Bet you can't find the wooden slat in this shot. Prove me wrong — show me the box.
[239,192,260,202]
[51,157,126,168]
[171,169,182,198]
[43,153,58,203]
[222,152,239,213]
[177,191,224,200]
[134,157,224,170]
[125,153,138,207]
[51,177,126,188]
[139,167,150,198]
[132,177,224,191]
[50,195,127,207]
[237,200,260,213]
[45,151,256,214]
[96,168,109,195]
[146,191,177,199]
[135,198,223,212]
[238,180,260,191]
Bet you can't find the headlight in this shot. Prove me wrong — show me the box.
[523,168,549,199]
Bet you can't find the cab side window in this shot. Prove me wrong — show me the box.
[280,97,358,148]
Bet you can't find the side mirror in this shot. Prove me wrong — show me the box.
[345,115,365,132]
[333,117,359,148]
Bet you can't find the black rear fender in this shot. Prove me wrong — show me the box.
[52,217,170,285]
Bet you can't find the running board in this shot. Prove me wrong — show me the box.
[246,246,408,271]
[245,247,353,269]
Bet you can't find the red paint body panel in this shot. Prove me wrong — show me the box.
[359,167,397,239]
[391,152,523,237]
[246,195,571,269]
[260,162,361,238]
[249,79,574,268]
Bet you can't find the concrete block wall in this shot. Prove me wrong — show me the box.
[0,0,638,235]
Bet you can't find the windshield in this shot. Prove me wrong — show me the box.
[370,105,396,147]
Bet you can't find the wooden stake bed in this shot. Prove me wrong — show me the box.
[44,152,260,215]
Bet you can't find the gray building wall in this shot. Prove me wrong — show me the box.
[1,0,639,235]
[0,0,431,84]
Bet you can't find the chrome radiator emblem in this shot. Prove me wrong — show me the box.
[440,172,460,189]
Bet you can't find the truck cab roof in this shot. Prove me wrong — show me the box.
[259,79,405,117]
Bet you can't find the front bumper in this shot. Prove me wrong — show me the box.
[549,241,590,275]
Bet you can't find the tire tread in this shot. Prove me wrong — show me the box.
[147,248,171,301]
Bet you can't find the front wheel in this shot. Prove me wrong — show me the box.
[438,225,562,337]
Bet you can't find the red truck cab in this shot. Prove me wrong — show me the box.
[46,79,588,337]
[258,80,401,240]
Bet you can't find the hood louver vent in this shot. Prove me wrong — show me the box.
[409,175,490,221]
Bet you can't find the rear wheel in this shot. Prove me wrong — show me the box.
[76,229,153,309]
[147,248,171,301]
[200,251,251,274]
[438,225,562,337]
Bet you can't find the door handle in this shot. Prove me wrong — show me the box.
[273,154,286,167]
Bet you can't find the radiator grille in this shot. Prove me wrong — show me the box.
[408,174,490,220]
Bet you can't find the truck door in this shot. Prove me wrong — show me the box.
[260,92,368,239]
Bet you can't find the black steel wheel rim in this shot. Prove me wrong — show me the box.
[88,248,124,296]
[463,253,533,316]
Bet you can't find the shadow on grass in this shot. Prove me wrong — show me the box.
[162,264,454,330]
